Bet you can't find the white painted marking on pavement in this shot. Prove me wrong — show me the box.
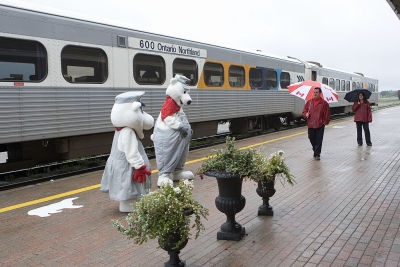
[332,125,346,129]
[27,197,83,217]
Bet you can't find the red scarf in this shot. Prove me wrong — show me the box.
[115,127,124,131]
[161,96,181,121]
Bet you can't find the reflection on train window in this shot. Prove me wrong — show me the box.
[204,62,224,87]
[341,80,345,91]
[249,68,262,89]
[352,82,356,90]
[346,81,350,91]
[266,70,277,89]
[280,72,291,89]
[61,45,107,83]
[335,79,340,91]
[322,77,328,85]
[173,58,198,85]
[133,53,165,85]
[0,36,47,82]
[329,78,335,89]
[228,65,245,87]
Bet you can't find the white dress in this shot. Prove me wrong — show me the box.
[100,128,151,201]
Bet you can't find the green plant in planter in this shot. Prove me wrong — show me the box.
[197,136,256,178]
[251,150,295,188]
[113,180,208,250]
[197,136,257,241]
[251,150,294,216]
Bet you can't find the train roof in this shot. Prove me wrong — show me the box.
[0,4,377,81]
[307,63,377,82]
[0,4,303,67]
[322,66,377,81]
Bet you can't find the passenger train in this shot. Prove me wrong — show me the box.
[0,4,378,171]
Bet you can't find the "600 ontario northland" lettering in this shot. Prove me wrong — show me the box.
[138,39,201,57]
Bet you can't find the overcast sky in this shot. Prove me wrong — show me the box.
[1,0,399,91]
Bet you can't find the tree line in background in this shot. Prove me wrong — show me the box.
[379,90,399,98]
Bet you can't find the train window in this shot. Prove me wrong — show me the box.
[228,65,245,87]
[357,82,361,89]
[341,80,345,91]
[173,58,198,85]
[322,77,328,85]
[0,36,47,82]
[266,70,277,89]
[346,81,350,91]
[280,72,291,89]
[61,45,107,83]
[335,79,340,91]
[329,78,335,89]
[204,62,224,87]
[133,53,165,85]
[249,68,262,89]
[352,82,356,90]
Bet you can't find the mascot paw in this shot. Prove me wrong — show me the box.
[119,199,135,213]
[157,174,173,187]
[172,170,194,181]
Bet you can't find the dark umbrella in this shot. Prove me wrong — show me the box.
[344,89,372,102]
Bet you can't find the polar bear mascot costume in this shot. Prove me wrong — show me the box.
[101,91,154,212]
[153,75,194,187]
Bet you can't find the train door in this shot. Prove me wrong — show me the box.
[311,71,317,81]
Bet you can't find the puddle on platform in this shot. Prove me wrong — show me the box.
[28,197,83,217]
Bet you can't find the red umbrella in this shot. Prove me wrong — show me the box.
[288,80,338,103]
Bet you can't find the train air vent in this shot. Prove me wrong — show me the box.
[307,61,323,68]
[117,36,127,47]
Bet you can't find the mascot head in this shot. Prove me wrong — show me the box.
[166,74,192,107]
[110,91,154,139]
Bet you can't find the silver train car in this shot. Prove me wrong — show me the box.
[0,4,378,171]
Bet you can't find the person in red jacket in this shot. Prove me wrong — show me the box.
[302,87,331,160]
[352,92,372,146]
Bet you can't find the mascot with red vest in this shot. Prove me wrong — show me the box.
[101,91,154,212]
[153,75,194,187]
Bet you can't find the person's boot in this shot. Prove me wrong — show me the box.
[157,173,173,187]
[119,199,135,213]
[172,170,194,181]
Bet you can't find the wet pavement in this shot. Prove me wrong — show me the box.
[0,106,399,267]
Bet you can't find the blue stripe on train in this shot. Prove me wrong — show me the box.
[250,67,280,90]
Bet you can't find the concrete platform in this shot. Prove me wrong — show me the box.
[1,106,400,267]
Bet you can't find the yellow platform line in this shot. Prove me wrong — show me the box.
[0,120,349,213]
[0,184,101,213]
